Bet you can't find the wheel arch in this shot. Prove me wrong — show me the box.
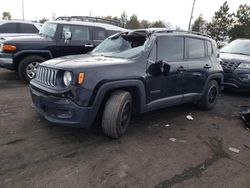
[90,80,147,115]
[13,50,53,70]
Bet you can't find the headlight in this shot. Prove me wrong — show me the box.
[238,63,250,69]
[63,71,72,86]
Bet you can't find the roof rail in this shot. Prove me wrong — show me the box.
[154,29,211,38]
[55,16,121,27]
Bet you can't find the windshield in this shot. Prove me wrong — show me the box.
[92,32,148,59]
[220,39,250,56]
[39,22,57,38]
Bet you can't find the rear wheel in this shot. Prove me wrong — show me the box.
[102,90,132,138]
[18,55,46,83]
[197,80,219,110]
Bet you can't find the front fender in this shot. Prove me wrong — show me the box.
[89,79,147,113]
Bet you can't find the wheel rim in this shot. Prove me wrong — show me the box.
[120,101,131,129]
[208,86,218,104]
[26,62,40,79]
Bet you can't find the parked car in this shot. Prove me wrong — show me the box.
[220,39,250,92]
[0,17,126,82]
[30,29,223,138]
[0,20,42,38]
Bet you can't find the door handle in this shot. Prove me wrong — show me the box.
[204,64,212,69]
[84,44,94,48]
[177,66,186,72]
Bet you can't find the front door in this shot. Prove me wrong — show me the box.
[55,24,94,57]
[146,35,185,110]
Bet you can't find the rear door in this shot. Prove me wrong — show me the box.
[182,37,212,102]
[56,24,94,56]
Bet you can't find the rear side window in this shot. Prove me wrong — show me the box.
[187,38,205,59]
[62,25,90,41]
[19,23,39,33]
[157,36,184,62]
[93,27,107,40]
[0,23,18,33]
[206,40,213,56]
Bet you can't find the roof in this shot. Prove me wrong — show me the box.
[48,20,127,31]
[127,28,212,40]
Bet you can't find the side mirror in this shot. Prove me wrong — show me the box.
[64,31,72,43]
[157,60,170,75]
[147,60,170,76]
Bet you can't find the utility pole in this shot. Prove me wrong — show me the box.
[188,0,196,31]
[22,0,25,20]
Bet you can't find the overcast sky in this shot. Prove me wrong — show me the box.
[0,0,249,29]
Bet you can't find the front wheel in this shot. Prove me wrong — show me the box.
[102,90,132,138]
[197,80,219,110]
[18,55,46,83]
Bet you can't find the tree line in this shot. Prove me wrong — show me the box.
[2,11,170,28]
[191,1,250,41]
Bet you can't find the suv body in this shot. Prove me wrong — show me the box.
[220,39,250,92]
[0,20,41,38]
[0,19,125,82]
[30,29,223,138]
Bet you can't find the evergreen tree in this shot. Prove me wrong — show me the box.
[229,4,250,40]
[191,14,207,33]
[126,14,141,29]
[207,1,233,41]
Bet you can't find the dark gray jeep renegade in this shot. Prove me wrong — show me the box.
[30,29,223,138]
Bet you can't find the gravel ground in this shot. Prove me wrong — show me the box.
[0,69,250,188]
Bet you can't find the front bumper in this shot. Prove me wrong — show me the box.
[223,69,250,91]
[30,86,97,128]
[0,53,14,70]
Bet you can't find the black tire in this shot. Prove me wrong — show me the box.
[18,55,46,83]
[102,90,132,138]
[197,80,219,110]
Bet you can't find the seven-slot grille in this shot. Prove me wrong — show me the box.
[221,61,240,73]
[36,66,57,86]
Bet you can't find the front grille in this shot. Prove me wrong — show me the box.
[36,66,57,86]
[221,61,240,73]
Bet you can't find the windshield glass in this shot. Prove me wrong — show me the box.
[92,31,148,59]
[39,22,57,38]
[220,39,250,55]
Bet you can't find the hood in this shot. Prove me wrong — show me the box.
[220,52,250,63]
[41,54,133,69]
[1,34,52,43]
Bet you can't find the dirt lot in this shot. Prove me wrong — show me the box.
[0,69,250,188]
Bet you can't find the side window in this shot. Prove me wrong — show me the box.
[93,27,107,41]
[157,36,184,62]
[0,23,18,33]
[187,38,205,59]
[62,25,90,41]
[19,23,39,33]
[206,40,213,56]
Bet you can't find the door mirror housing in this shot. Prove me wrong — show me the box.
[64,31,72,42]
[147,60,171,76]
[156,60,170,75]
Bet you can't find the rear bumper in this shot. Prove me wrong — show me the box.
[30,86,97,128]
[0,53,14,70]
[223,69,250,91]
